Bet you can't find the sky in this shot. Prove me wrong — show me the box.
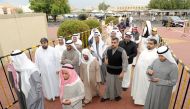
[0,0,150,9]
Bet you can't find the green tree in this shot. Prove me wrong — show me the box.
[84,19,100,29]
[148,0,190,9]
[105,16,118,25]
[98,2,110,11]
[57,20,90,37]
[30,0,70,21]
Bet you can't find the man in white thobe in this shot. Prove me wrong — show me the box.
[91,32,107,83]
[140,21,152,53]
[55,36,66,63]
[88,28,101,46]
[129,16,133,27]
[35,38,59,101]
[72,33,82,52]
[131,38,158,105]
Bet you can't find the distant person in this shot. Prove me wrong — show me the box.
[151,16,156,21]
[131,26,141,66]
[88,29,101,46]
[72,34,82,52]
[55,36,66,64]
[147,27,160,45]
[129,16,133,27]
[117,19,126,33]
[142,21,152,38]
[131,26,141,46]
[140,21,152,52]
[126,17,129,27]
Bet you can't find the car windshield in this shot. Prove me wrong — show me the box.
[171,16,181,21]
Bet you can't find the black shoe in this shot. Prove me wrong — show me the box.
[100,98,109,102]
[100,82,104,85]
[122,88,128,91]
[115,96,122,101]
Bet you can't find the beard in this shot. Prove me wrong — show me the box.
[147,47,151,50]
[42,46,48,49]
[67,48,72,51]
[111,45,116,49]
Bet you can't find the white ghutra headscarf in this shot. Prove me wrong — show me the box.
[81,48,96,82]
[10,50,39,98]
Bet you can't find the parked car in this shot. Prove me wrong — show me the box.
[162,16,184,27]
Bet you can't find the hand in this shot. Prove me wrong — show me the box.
[118,72,124,79]
[104,58,108,65]
[150,78,160,82]
[97,82,101,86]
[61,59,68,65]
[147,69,154,76]
[62,99,71,105]
[97,82,101,89]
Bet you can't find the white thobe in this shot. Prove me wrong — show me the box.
[55,44,66,68]
[131,48,158,105]
[35,46,59,100]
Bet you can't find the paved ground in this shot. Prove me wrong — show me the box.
[44,82,144,109]
[157,27,190,68]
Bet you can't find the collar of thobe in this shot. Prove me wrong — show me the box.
[147,48,157,52]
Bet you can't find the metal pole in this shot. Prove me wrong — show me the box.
[173,65,185,109]
[0,101,3,109]
[181,71,190,109]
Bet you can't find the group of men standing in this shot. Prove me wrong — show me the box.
[8,20,178,109]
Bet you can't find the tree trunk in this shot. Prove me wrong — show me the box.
[53,15,57,22]
[46,13,48,22]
